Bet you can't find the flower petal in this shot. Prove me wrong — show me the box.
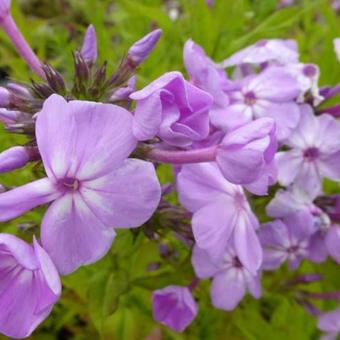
[192,198,236,262]
[0,178,59,222]
[36,94,136,180]
[41,193,116,275]
[80,159,161,228]
[211,269,246,310]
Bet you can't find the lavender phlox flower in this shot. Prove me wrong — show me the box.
[0,94,161,275]
[152,285,198,332]
[192,245,261,310]
[80,25,97,64]
[211,66,300,141]
[128,29,162,66]
[334,38,340,62]
[276,104,340,197]
[259,211,315,270]
[0,234,61,339]
[318,307,340,340]
[131,71,213,147]
[220,39,299,68]
[177,162,262,273]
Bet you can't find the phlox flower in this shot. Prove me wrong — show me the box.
[192,245,261,310]
[152,285,198,332]
[177,162,262,273]
[0,94,161,274]
[276,104,340,197]
[131,71,213,147]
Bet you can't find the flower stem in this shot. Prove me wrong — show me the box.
[1,15,45,79]
[147,145,217,164]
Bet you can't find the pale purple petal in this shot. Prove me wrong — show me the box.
[209,102,253,132]
[80,159,161,228]
[233,212,262,273]
[177,162,237,212]
[191,245,219,278]
[285,104,318,149]
[318,308,340,333]
[266,186,313,218]
[308,232,328,263]
[325,226,340,264]
[253,101,300,141]
[192,198,235,262]
[0,234,60,339]
[0,178,59,222]
[211,269,246,310]
[36,94,137,180]
[41,193,116,275]
[249,67,299,101]
[221,39,299,67]
[217,118,276,185]
[246,273,262,298]
[276,150,303,186]
[80,25,97,63]
[152,285,197,332]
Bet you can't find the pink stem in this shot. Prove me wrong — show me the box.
[1,14,45,79]
[147,145,217,164]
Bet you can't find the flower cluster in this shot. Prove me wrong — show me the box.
[0,1,339,337]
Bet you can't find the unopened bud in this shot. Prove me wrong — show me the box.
[81,25,97,64]
[0,146,31,173]
[127,29,162,66]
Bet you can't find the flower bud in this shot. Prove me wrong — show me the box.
[81,24,97,64]
[128,29,162,66]
[0,0,11,22]
[0,146,30,173]
[152,285,198,332]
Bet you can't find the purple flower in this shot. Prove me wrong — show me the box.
[152,285,198,332]
[276,104,340,197]
[216,117,277,194]
[192,245,261,310]
[212,67,300,141]
[0,94,161,274]
[221,39,299,67]
[334,38,340,62]
[259,211,315,270]
[318,307,340,340]
[0,234,61,338]
[131,72,213,147]
[128,29,162,66]
[177,162,262,273]
[0,0,10,21]
[80,25,97,64]
[325,224,340,264]
[183,40,231,126]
